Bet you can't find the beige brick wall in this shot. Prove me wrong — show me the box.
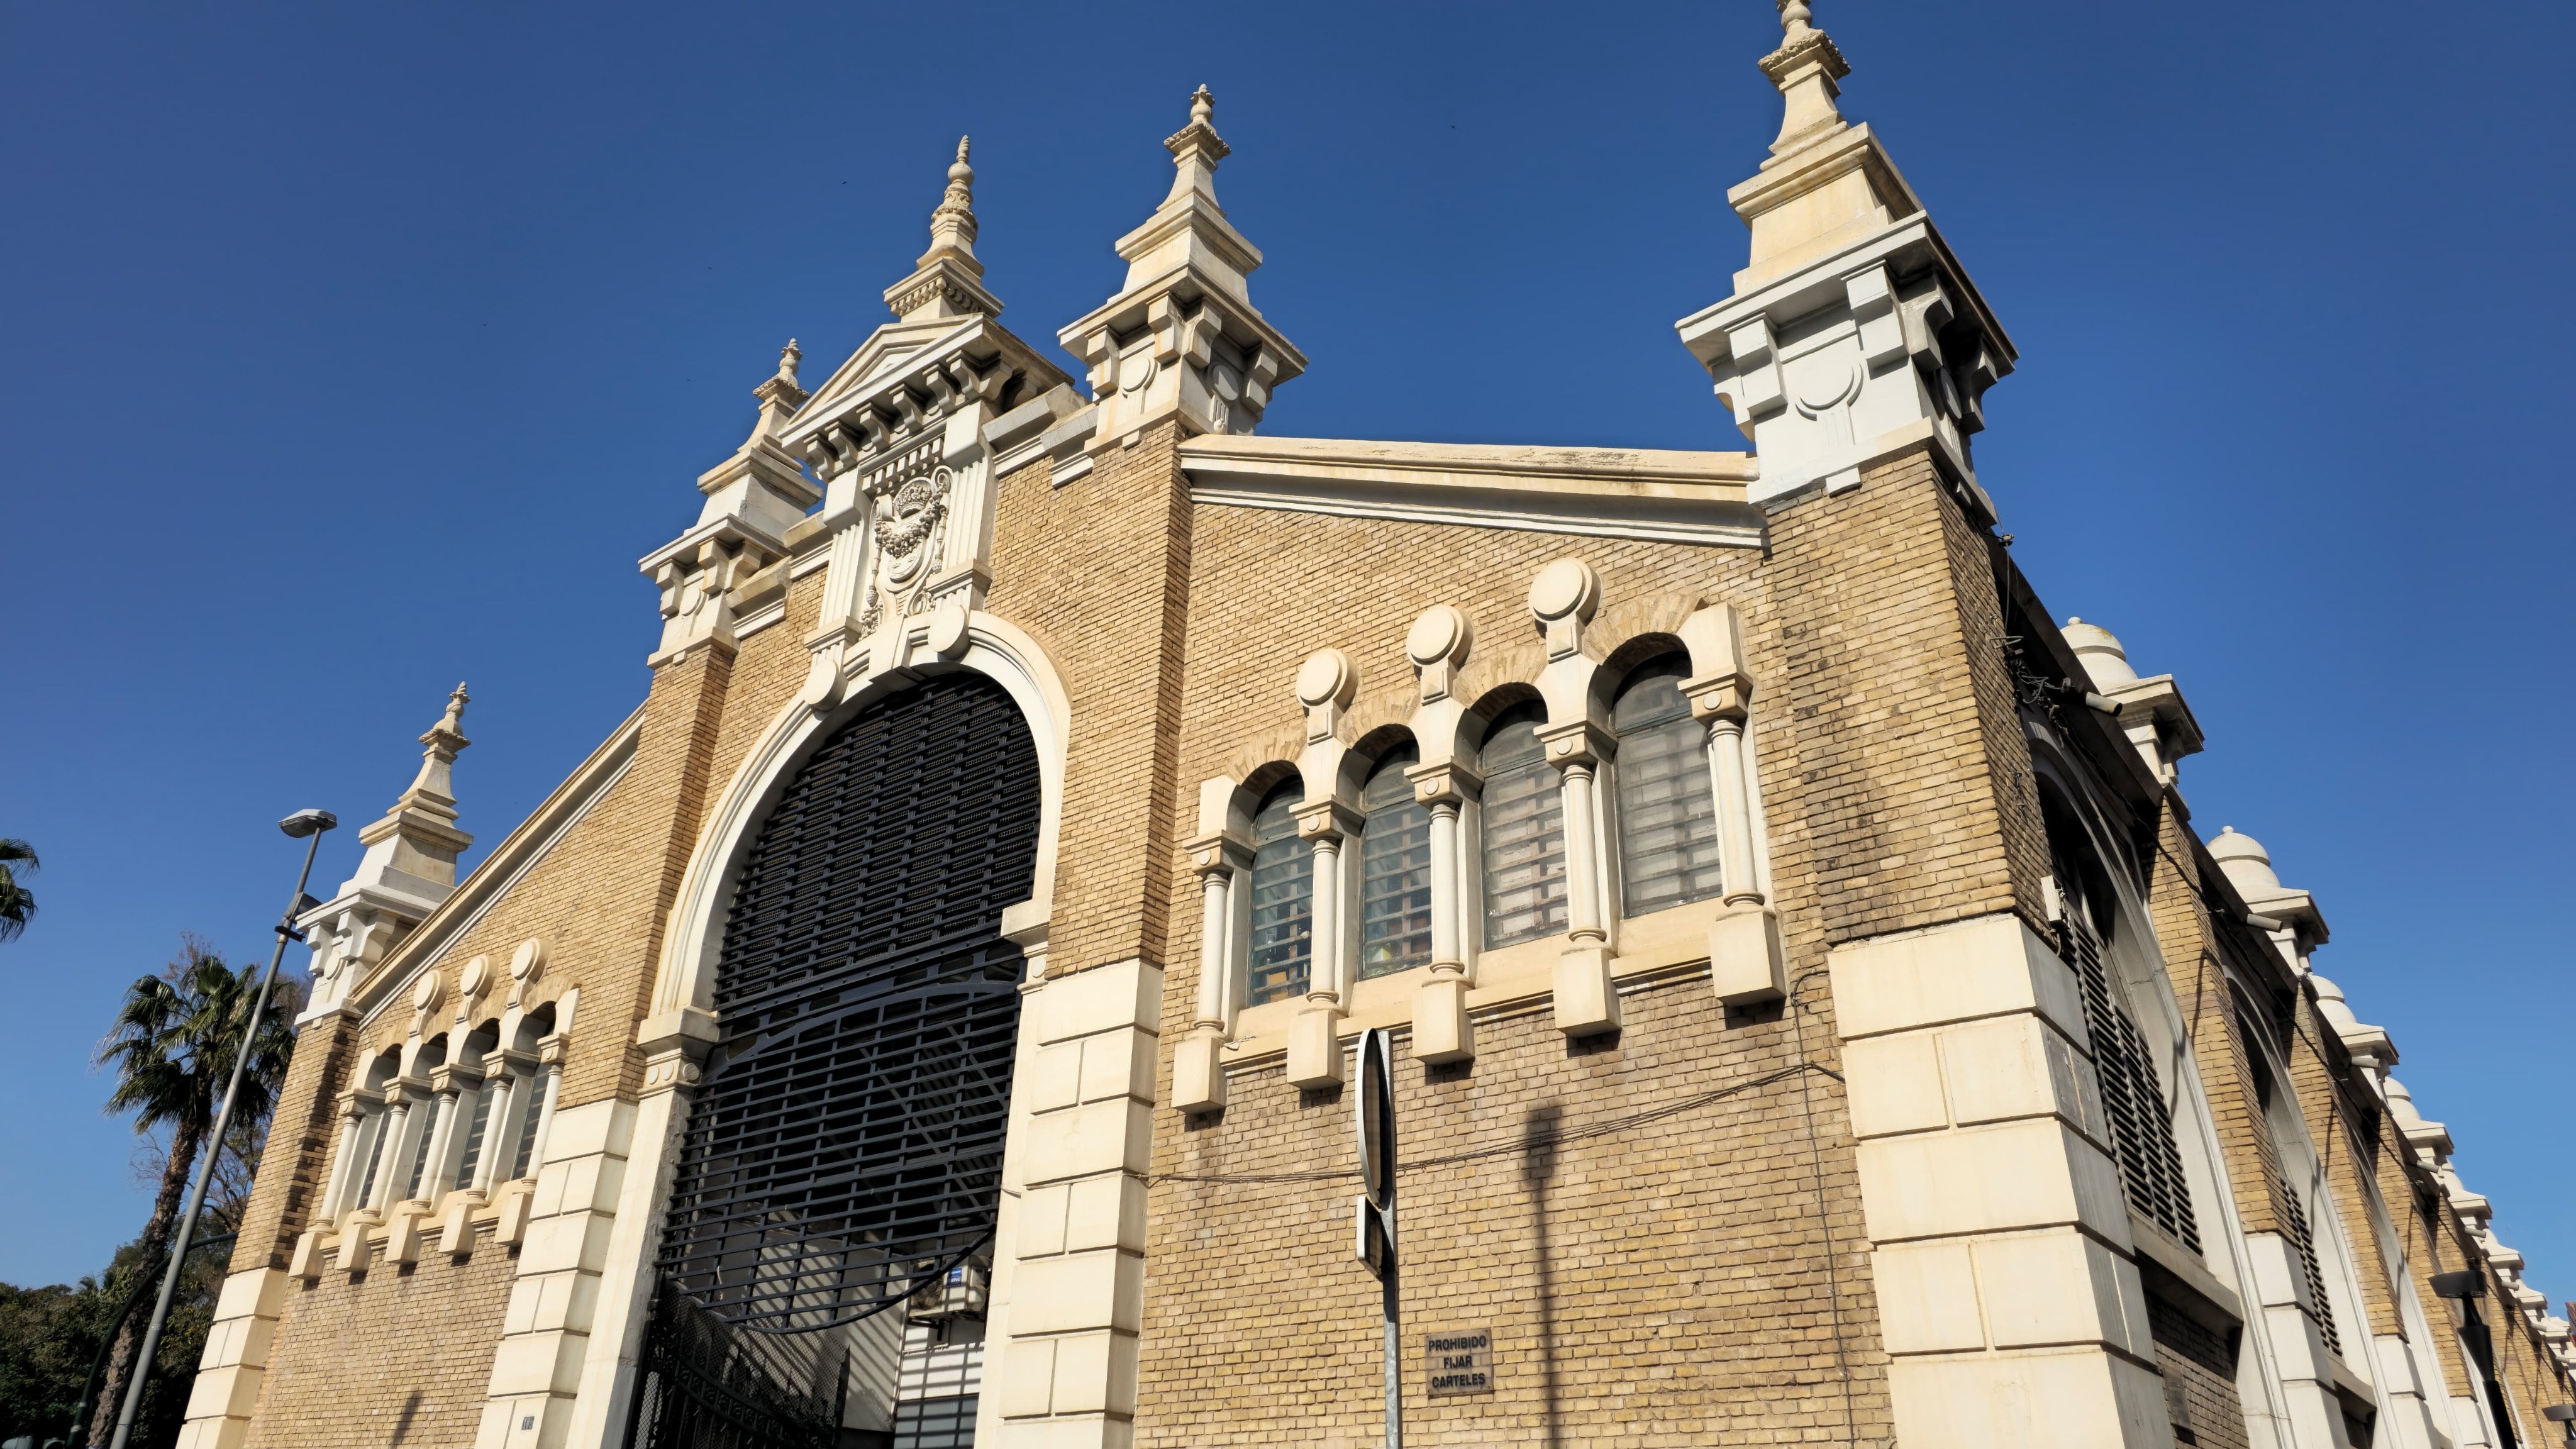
[1138,980,1889,1447]
[231,1013,361,1274]
[1130,443,2053,1444]
[984,421,1197,980]
[245,1240,518,1449]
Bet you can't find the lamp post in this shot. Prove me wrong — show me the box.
[106,808,335,1449]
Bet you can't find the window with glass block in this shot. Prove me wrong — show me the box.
[1245,778,1313,1005]
[1612,655,1725,917]
[1480,704,1567,949]
[1357,745,1433,979]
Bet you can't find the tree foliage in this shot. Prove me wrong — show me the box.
[0,836,36,943]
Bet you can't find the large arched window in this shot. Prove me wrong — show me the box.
[1480,703,1567,950]
[1357,745,1431,979]
[1245,777,1312,1006]
[1613,654,1724,917]
[656,671,1042,1334]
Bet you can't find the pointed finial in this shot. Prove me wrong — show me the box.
[437,682,469,737]
[1163,84,1232,204]
[1760,0,1850,157]
[777,338,802,386]
[919,133,981,266]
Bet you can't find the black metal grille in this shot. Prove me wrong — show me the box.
[658,672,1041,1333]
[2062,915,2202,1252]
[626,1279,842,1449]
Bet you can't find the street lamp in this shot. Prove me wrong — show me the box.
[105,809,336,1449]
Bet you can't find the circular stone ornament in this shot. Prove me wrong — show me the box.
[1528,558,1601,624]
[412,971,445,1013]
[458,955,491,999]
[1404,605,1472,669]
[509,938,545,982]
[1295,648,1355,709]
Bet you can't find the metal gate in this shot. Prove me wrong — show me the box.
[631,672,1041,1448]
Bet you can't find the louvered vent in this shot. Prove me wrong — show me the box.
[657,672,1042,1333]
[2280,1183,2342,1355]
[2062,917,2201,1252]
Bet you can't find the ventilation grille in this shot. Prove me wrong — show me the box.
[2063,918,2201,1252]
[2281,1182,2342,1355]
[658,673,1041,1333]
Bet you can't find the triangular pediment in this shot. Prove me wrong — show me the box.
[780,313,1075,460]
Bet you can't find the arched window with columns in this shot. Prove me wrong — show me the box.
[1245,777,1313,1005]
[1479,702,1568,949]
[1357,744,1432,979]
[1612,653,1727,917]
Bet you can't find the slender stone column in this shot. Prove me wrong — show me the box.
[1287,802,1358,1088]
[1171,833,1249,1114]
[1536,721,1618,1036]
[1405,761,1481,1063]
[1686,663,1787,1004]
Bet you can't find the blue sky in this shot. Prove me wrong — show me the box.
[3,1,2568,1294]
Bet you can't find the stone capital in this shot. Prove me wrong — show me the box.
[1683,670,1754,724]
[1535,719,1614,770]
[1184,831,1255,878]
[1404,760,1483,808]
[1292,799,1363,844]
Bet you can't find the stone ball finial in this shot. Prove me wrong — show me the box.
[950,135,973,184]
[1190,84,1214,125]
[2209,826,2282,896]
[779,338,802,384]
[1779,0,1816,36]
[2060,617,2137,688]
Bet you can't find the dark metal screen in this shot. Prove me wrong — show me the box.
[2062,914,2202,1252]
[658,670,1041,1333]
[626,1279,842,1449]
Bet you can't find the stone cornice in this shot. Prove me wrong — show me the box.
[1179,435,1763,548]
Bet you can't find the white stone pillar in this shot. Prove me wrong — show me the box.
[991,959,1160,1449]
[1171,835,1248,1115]
[1286,802,1357,1089]
[1406,762,1480,1063]
[1831,913,2171,1449]
[317,1105,366,1223]
[1536,722,1618,1037]
[1686,665,1786,1006]
[477,1057,535,1194]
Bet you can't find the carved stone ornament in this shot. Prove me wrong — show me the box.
[878,470,950,581]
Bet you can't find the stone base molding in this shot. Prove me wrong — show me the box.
[987,958,1160,1449]
[1831,913,2172,1449]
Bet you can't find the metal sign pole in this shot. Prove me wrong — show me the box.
[1355,1028,1401,1449]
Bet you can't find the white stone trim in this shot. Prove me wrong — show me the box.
[543,612,1072,1449]
[1831,913,2174,1449]
[1179,435,1765,548]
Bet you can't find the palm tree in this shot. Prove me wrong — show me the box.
[87,935,300,1447]
[0,837,35,942]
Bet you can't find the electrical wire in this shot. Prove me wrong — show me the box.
[1149,1059,1840,1188]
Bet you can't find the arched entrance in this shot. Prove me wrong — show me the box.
[630,670,1041,1449]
